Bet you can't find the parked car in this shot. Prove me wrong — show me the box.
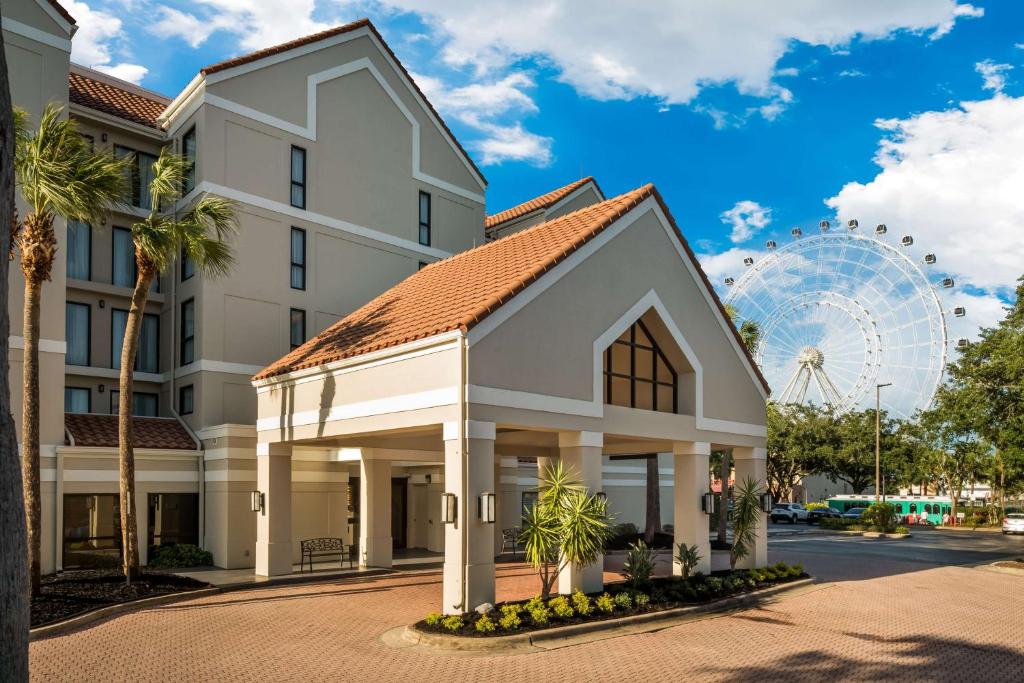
[770,503,809,524]
[842,507,868,519]
[806,506,841,524]
[1003,513,1024,535]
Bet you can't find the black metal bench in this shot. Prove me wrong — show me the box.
[299,537,354,572]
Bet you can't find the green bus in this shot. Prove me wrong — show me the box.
[827,494,956,525]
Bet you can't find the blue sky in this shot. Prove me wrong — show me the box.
[63,1,1023,340]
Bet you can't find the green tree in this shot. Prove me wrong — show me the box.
[520,462,612,599]
[117,150,236,577]
[730,477,764,569]
[724,303,761,356]
[13,104,127,593]
[766,402,832,501]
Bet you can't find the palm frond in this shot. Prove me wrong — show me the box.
[178,196,238,278]
[146,149,190,212]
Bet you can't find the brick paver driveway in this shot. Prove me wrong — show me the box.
[32,535,1024,682]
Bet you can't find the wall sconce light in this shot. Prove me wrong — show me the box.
[760,493,773,513]
[595,491,608,502]
[98,384,105,393]
[478,492,495,523]
[98,299,106,309]
[250,490,265,514]
[101,133,108,142]
[441,493,457,524]
[701,492,716,515]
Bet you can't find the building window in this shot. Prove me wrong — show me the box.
[63,494,121,568]
[418,261,427,271]
[111,391,159,417]
[66,221,91,280]
[112,227,134,288]
[290,227,306,290]
[112,310,159,373]
[290,308,306,350]
[64,387,90,413]
[418,191,431,246]
[114,145,157,209]
[181,248,195,281]
[182,126,196,194]
[603,319,677,413]
[178,385,194,415]
[180,298,195,366]
[147,493,199,551]
[290,146,306,209]
[65,302,90,366]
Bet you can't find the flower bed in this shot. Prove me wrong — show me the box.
[415,562,805,637]
[819,517,909,534]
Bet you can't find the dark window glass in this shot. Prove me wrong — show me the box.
[180,299,195,366]
[66,220,91,280]
[418,191,431,246]
[147,493,199,554]
[418,261,427,271]
[112,310,159,373]
[64,387,90,413]
[179,385,194,415]
[65,302,90,366]
[290,227,306,290]
[290,308,306,350]
[114,145,157,209]
[602,319,677,414]
[290,146,306,208]
[182,127,197,194]
[111,391,158,417]
[181,248,195,281]
[63,494,121,569]
[112,227,134,287]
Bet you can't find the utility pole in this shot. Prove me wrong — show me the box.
[875,382,892,503]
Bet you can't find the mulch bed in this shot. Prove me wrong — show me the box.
[32,569,210,628]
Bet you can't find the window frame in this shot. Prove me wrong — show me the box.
[181,247,195,281]
[111,308,160,373]
[178,384,194,415]
[290,145,306,209]
[180,298,195,366]
[289,308,306,350]
[418,191,431,246]
[111,226,135,288]
[290,227,306,290]
[602,319,678,413]
[65,301,91,367]
[111,390,159,417]
[66,220,92,281]
[181,126,197,194]
[64,386,91,413]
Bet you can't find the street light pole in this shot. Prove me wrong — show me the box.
[875,382,892,503]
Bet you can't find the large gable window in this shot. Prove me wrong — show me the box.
[603,319,677,413]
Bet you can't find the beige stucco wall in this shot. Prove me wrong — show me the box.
[546,185,602,220]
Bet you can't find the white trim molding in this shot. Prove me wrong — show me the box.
[256,386,458,432]
[9,336,66,354]
[1,16,72,51]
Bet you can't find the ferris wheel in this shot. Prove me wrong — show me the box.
[722,220,966,419]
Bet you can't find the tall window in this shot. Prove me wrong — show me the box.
[111,391,159,417]
[112,310,159,373]
[64,387,90,413]
[181,248,195,281]
[290,308,306,350]
[63,494,120,568]
[418,191,431,246]
[66,221,91,280]
[290,227,306,290]
[114,145,157,209]
[603,319,677,413]
[182,126,197,194]
[179,385,194,415]
[147,493,199,550]
[180,298,195,366]
[290,146,306,208]
[112,227,134,287]
[65,302,90,366]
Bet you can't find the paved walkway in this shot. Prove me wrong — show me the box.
[31,549,1023,682]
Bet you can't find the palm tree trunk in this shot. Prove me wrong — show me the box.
[20,275,41,596]
[1,35,31,679]
[717,449,730,545]
[644,455,661,544]
[117,267,153,579]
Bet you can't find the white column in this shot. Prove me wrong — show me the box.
[733,447,768,569]
[442,420,496,615]
[255,442,292,576]
[557,431,604,595]
[673,441,711,576]
[360,456,392,568]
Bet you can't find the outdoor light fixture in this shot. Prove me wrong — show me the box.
[875,224,887,235]
[760,493,773,513]
[478,493,496,523]
[847,219,859,230]
[250,490,264,514]
[98,384,105,393]
[441,493,457,524]
[701,492,716,515]
[791,227,802,238]
[901,235,914,247]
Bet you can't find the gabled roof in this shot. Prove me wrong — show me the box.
[65,413,199,450]
[198,18,485,185]
[69,70,169,129]
[254,183,771,395]
[485,177,602,233]
[47,0,75,25]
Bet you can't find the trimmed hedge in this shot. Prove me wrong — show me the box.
[147,544,213,569]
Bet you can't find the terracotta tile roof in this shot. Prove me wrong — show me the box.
[48,0,75,25]
[485,177,600,232]
[254,183,771,395]
[65,413,199,450]
[199,18,485,185]
[68,72,168,129]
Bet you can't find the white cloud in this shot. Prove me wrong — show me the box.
[975,59,1012,93]
[838,69,866,78]
[697,247,766,285]
[149,1,331,52]
[66,1,148,83]
[721,200,772,243]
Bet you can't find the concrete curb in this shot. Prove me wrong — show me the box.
[398,577,818,654]
[811,529,912,539]
[975,563,1024,577]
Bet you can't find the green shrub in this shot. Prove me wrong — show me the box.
[819,517,854,530]
[633,592,650,609]
[674,543,702,579]
[894,525,909,535]
[571,590,592,616]
[727,577,745,593]
[705,576,724,595]
[147,543,213,569]
[441,615,464,632]
[623,540,656,588]
[651,588,668,604]
[501,603,523,617]
[615,522,640,536]
[595,593,615,613]
[861,502,898,533]
[613,591,633,610]
[548,595,574,619]
[424,612,442,627]
[790,563,804,577]
[525,595,544,612]
[528,604,550,625]
[499,610,521,630]
[475,614,496,633]
[804,502,829,511]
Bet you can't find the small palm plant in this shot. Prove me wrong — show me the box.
[117,149,237,578]
[520,462,612,599]
[13,104,128,594]
[623,539,656,588]
[730,477,764,569]
[674,542,702,579]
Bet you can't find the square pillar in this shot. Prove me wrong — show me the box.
[442,420,496,614]
[672,442,711,576]
[733,447,768,569]
[255,443,292,577]
[557,431,604,595]
[360,456,392,568]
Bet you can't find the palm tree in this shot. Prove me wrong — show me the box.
[724,303,761,355]
[117,150,236,577]
[13,104,127,594]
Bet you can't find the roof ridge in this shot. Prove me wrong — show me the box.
[485,176,596,230]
